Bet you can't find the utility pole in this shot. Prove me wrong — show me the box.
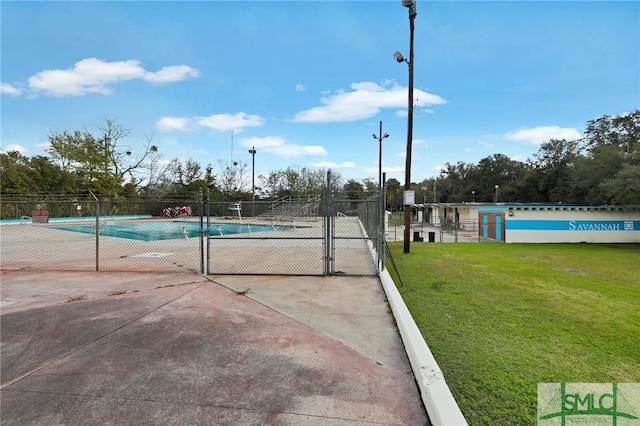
[402,0,417,253]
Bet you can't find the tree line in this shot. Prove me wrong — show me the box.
[395,110,639,209]
[1,111,638,209]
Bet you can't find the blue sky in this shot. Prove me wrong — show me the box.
[2,1,638,186]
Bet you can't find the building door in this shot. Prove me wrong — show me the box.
[478,212,505,241]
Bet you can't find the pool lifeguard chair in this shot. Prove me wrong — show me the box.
[229,202,242,221]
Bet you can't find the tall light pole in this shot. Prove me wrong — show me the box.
[395,0,417,254]
[433,172,437,203]
[249,147,257,216]
[495,184,499,203]
[372,120,389,190]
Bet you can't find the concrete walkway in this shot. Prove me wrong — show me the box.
[0,271,429,425]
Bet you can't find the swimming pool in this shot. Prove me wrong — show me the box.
[50,221,280,241]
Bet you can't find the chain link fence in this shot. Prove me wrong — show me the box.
[386,217,505,243]
[1,184,384,275]
[206,199,325,276]
[0,196,204,273]
[206,193,381,276]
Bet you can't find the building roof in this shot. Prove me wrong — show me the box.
[424,203,638,212]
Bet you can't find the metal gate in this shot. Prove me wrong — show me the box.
[1,178,384,276]
[205,172,384,276]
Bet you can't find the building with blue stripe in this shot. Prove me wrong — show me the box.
[419,203,640,243]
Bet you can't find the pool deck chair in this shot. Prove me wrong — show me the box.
[229,203,242,221]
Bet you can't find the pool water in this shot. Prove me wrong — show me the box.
[50,221,278,241]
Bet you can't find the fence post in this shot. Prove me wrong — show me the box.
[89,191,100,272]
[323,170,334,276]
[323,172,330,275]
[199,188,204,274]
[455,208,459,243]
[206,187,210,275]
[379,174,387,271]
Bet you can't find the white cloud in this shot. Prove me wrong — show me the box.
[196,113,265,133]
[383,166,404,174]
[156,112,265,133]
[156,117,192,131]
[143,65,200,84]
[1,82,23,97]
[240,136,327,158]
[295,83,307,92]
[365,165,403,174]
[27,58,200,97]
[310,161,356,168]
[292,81,447,123]
[156,158,175,167]
[504,126,582,145]
[478,140,495,148]
[0,144,28,154]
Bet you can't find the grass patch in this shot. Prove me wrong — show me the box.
[388,243,640,425]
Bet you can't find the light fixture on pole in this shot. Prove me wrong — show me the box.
[372,121,389,190]
[249,147,257,216]
[495,184,499,203]
[395,0,417,254]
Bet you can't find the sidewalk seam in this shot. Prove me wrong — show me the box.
[0,282,206,391]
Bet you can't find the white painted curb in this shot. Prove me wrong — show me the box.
[379,268,468,426]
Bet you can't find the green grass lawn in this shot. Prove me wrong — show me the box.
[387,242,640,426]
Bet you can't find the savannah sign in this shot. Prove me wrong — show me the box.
[568,220,635,231]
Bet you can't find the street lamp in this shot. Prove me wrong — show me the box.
[471,190,476,202]
[372,120,389,190]
[249,147,257,216]
[495,184,499,203]
[396,0,417,254]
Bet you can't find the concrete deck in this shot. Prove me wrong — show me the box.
[0,271,429,425]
